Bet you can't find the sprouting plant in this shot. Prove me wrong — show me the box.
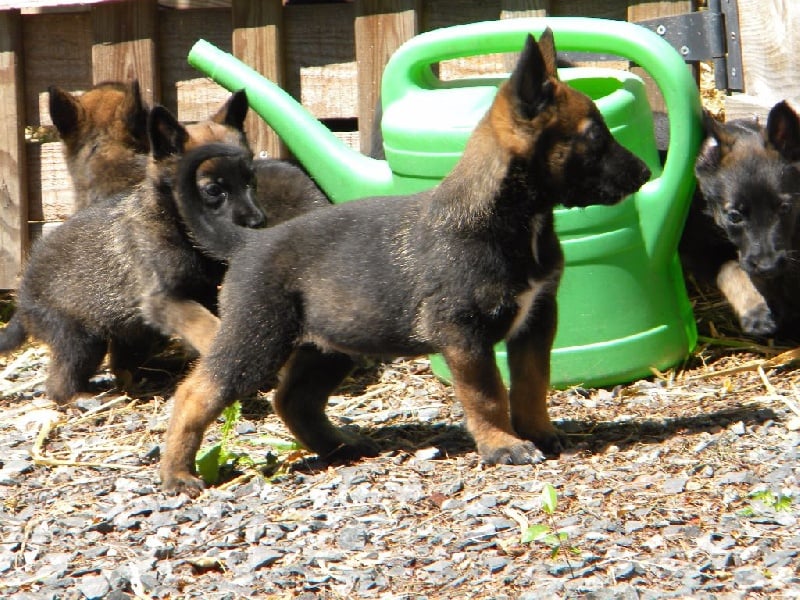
[738,489,794,517]
[194,401,304,486]
[521,483,580,560]
[195,401,245,485]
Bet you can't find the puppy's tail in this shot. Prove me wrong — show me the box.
[175,143,253,262]
[0,314,28,354]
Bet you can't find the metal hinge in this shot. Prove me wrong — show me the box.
[636,0,744,92]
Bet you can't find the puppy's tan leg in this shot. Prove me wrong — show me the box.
[506,336,562,457]
[442,346,544,465]
[160,362,227,496]
[273,345,378,460]
[142,295,220,354]
[506,293,562,457]
[717,260,776,335]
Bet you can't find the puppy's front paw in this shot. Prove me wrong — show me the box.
[160,470,206,498]
[479,440,546,465]
[321,431,380,462]
[741,303,777,336]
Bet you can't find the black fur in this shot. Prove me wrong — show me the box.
[680,101,800,337]
[0,103,265,404]
[161,30,651,495]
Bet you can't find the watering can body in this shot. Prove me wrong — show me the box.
[188,17,703,388]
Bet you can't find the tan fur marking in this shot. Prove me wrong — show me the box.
[441,346,524,455]
[716,260,770,322]
[508,344,556,440]
[161,365,224,494]
[155,299,220,355]
[184,121,246,150]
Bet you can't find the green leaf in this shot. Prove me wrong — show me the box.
[541,483,558,515]
[774,495,793,512]
[522,524,551,544]
[196,443,223,485]
[220,401,242,441]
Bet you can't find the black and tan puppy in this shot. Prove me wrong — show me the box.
[160,29,651,495]
[48,80,150,209]
[0,95,265,405]
[680,101,800,337]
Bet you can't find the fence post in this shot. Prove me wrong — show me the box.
[0,9,27,289]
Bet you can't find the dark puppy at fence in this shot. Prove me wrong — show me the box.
[159,29,651,495]
[49,80,330,218]
[680,101,800,338]
[48,80,150,209]
[0,95,265,405]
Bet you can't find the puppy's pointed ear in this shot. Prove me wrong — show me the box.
[148,105,189,160]
[124,79,150,150]
[766,100,800,161]
[536,27,559,79]
[695,110,729,173]
[48,86,82,138]
[509,32,556,119]
[211,89,249,132]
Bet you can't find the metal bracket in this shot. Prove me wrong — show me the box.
[636,0,744,92]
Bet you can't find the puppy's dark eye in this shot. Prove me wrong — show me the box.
[203,182,226,207]
[778,201,793,215]
[726,209,744,224]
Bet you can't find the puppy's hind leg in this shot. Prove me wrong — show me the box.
[273,345,379,461]
[109,329,168,391]
[442,345,544,465]
[44,322,107,405]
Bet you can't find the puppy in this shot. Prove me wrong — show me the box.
[159,29,651,495]
[680,101,800,337]
[0,95,265,405]
[48,80,150,209]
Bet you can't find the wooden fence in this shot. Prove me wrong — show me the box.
[0,0,791,290]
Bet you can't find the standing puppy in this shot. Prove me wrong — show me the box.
[161,30,651,495]
[0,96,264,405]
[680,102,800,337]
[48,80,150,208]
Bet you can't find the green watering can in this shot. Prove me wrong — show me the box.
[188,17,703,388]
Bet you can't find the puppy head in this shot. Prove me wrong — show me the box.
[184,89,250,152]
[696,102,800,278]
[49,80,150,205]
[194,150,265,229]
[492,29,651,208]
[49,80,149,153]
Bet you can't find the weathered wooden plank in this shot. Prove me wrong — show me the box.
[0,10,28,289]
[284,3,357,119]
[21,11,92,127]
[725,0,800,121]
[232,0,285,157]
[26,141,73,223]
[159,7,231,118]
[354,0,419,155]
[91,0,159,104]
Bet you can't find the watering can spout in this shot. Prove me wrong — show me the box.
[188,39,394,202]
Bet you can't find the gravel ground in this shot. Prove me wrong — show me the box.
[1,297,799,600]
[0,63,793,600]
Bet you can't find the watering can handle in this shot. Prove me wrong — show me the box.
[381,17,703,265]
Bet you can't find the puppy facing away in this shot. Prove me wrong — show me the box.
[679,101,800,338]
[0,94,265,405]
[48,80,150,209]
[160,29,652,495]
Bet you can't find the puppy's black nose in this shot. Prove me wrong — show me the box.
[245,211,266,229]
